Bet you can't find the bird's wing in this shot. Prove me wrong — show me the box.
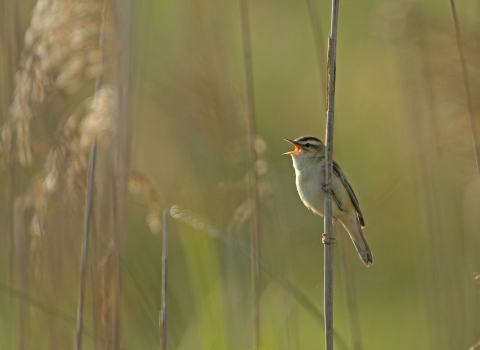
[332,160,365,227]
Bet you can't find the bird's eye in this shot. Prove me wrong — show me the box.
[304,143,311,148]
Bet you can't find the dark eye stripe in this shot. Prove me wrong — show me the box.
[296,136,321,143]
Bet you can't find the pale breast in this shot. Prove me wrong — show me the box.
[295,161,326,216]
[294,158,352,220]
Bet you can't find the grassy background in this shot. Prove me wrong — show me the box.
[1,0,480,349]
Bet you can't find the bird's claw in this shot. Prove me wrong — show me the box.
[323,184,334,196]
[322,233,336,245]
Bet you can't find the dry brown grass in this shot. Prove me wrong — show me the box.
[1,0,119,256]
[3,0,107,166]
[1,1,127,348]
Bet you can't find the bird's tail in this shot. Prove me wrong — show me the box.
[347,219,373,266]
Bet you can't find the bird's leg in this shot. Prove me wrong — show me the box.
[323,184,334,196]
[322,233,337,245]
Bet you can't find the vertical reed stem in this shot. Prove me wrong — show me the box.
[306,0,326,108]
[339,238,362,350]
[239,0,262,349]
[448,0,480,177]
[74,141,97,350]
[2,4,23,349]
[324,0,340,349]
[159,210,168,350]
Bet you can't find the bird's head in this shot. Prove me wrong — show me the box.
[283,136,324,161]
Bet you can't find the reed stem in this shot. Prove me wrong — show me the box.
[448,0,480,177]
[239,0,262,348]
[324,0,340,349]
[159,210,168,350]
[74,141,97,350]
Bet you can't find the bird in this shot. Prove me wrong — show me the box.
[284,136,373,266]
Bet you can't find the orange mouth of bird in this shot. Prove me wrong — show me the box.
[283,139,302,155]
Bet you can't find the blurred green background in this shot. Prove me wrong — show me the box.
[1,0,480,349]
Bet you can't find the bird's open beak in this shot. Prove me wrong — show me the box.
[283,139,302,155]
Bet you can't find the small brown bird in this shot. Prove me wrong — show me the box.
[284,136,373,266]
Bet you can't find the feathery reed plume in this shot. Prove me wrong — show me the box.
[2,0,107,166]
[222,136,272,233]
[22,84,117,261]
[80,86,117,149]
[227,181,272,233]
[1,1,123,348]
[68,86,118,198]
[128,170,163,234]
[1,0,131,349]
[1,0,118,259]
[469,341,480,350]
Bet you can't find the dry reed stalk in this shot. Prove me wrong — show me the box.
[90,216,99,350]
[0,1,21,114]
[470,271,480,349]
[1,5,25,348]
[306,0,326,108]
[159,210,168,350]
[96,3,123,348]
[386,16,480,344]
[338,237,362,350]
[323,0,340,349]
[394,10,470,348]
[419,13,480,349]
[75,141,97,350]
[98,241,115,349]
[239,0,262,348]
[111,217,122,350]
[106,1,136,347]
[13,195,30,350]
[402,15,480,344]
[397,27,444,349]
[448,0,480,177]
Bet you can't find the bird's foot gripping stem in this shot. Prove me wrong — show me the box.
[322,233,336,245]
[323,184,334,196]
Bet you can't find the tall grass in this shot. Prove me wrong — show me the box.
[1,1,480,350]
